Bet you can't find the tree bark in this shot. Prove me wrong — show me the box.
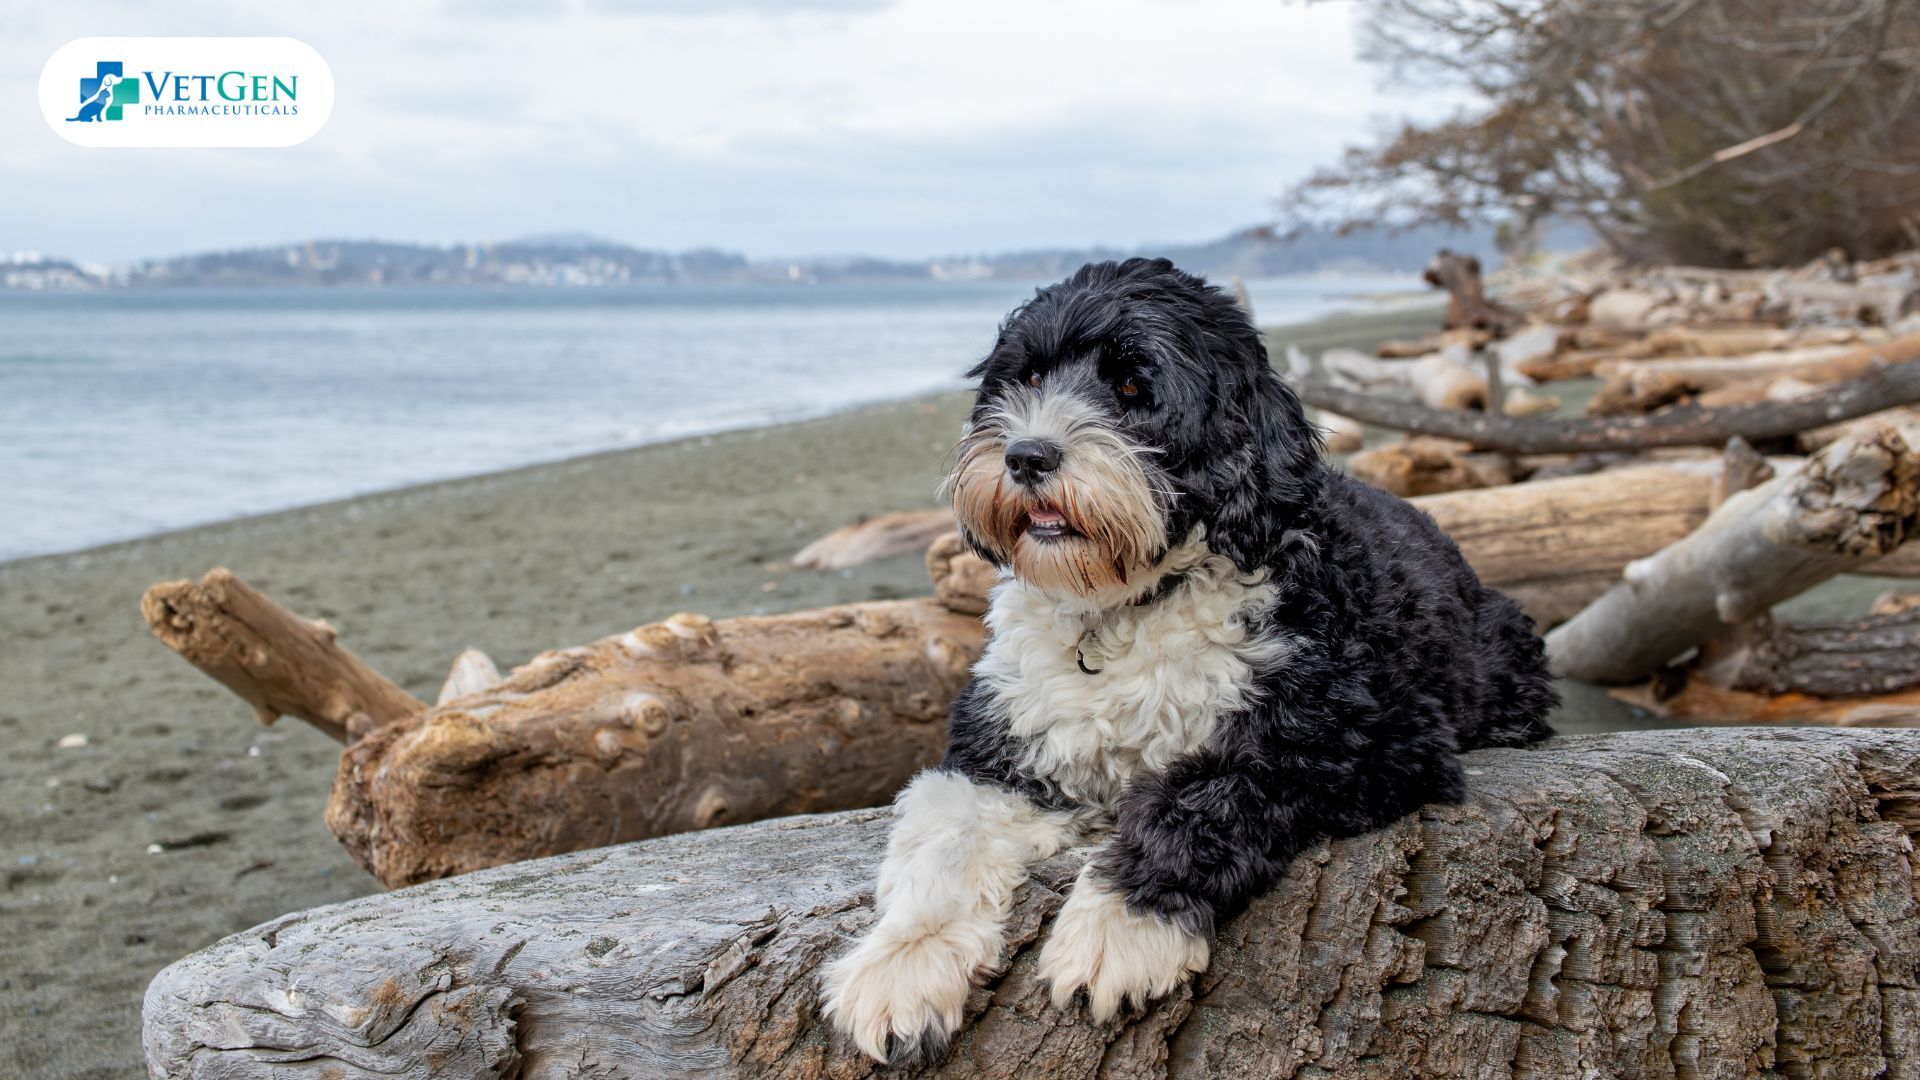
[142,728,1920,1080]
[327,599,985,888]
[1545,425,1920,684]
[1291,361,1920,455]
[140,568,425,743]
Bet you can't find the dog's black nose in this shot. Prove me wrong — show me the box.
[1004,439,1061,486]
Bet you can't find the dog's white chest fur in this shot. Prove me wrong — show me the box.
[975,546,1288,807]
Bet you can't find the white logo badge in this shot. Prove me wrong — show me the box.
[39,37,334,148]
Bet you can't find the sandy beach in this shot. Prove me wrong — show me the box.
[2,302,1891,1077]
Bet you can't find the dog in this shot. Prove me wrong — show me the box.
[821,258,1557,1062]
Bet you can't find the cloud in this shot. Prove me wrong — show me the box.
[1,0,1453,263]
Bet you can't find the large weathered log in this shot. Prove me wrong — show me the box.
[327,599,985,888]
[142,728,1920,1080]
[1546,426,1920,684]
[141,568,425,743]
[1416,464,1724,627]
[1292,361,1920,455]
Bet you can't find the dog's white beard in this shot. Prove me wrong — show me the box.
[947,386,1168,606]
[820,771,1080,1062]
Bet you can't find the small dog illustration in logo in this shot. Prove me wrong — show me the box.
[68,62,135,122]
[68,74,116,122]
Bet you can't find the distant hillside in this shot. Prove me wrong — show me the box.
[944,224,1506,283]
[4,224,1547,291]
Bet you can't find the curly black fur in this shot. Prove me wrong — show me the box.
[942,257,1557,938]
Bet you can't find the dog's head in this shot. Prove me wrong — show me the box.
[946,258,1324,605]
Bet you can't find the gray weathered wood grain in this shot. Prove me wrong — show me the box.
[143,728,1920,1079]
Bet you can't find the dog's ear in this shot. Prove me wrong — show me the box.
[1196,364,1324,572]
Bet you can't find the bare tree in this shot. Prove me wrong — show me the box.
[1288,0,1920,266]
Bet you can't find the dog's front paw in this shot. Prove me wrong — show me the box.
[1038,867,1209,1022]
[821,923,984,1063]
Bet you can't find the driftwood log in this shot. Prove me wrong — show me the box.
[1424,248,1523,336]
[1517,327,1872,383]
[141,568,425,743]
[329,599,985,888]
[1311,407,1365,453]
[1315,347,1491,412]
[1546,426,1920,684]
[1586,344,1863,416]
[142,728,1920,1079]
[1612,681,1920,728]
[1589,336,1920,416]
[1292,361,1920,455]
[1698,334,1920,408]
[793,509,957,570]
[1346,437,1514,497]
[1701,607,1920,697]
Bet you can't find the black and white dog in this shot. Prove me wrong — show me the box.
[823,258,1557,1061]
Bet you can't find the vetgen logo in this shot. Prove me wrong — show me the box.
[40,38,334,148]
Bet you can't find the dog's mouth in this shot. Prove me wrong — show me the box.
[1024,503,1080,541]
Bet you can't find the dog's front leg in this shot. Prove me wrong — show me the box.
[822,769,1080,1062]
[1041,731,1464,1020]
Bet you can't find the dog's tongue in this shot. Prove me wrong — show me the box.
[1029,506,1066,527]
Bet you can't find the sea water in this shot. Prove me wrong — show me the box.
[0,275,1419,560]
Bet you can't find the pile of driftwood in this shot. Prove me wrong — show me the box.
[137,249,1920,1076]
[1290,248,1920,729]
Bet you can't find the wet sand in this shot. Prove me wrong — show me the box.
[2,302,1890,1077]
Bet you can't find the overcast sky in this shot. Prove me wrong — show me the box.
[4,0,1439,264]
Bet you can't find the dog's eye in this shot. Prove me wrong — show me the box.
[1027,371,1042,388]
[1118,377,1141,398]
